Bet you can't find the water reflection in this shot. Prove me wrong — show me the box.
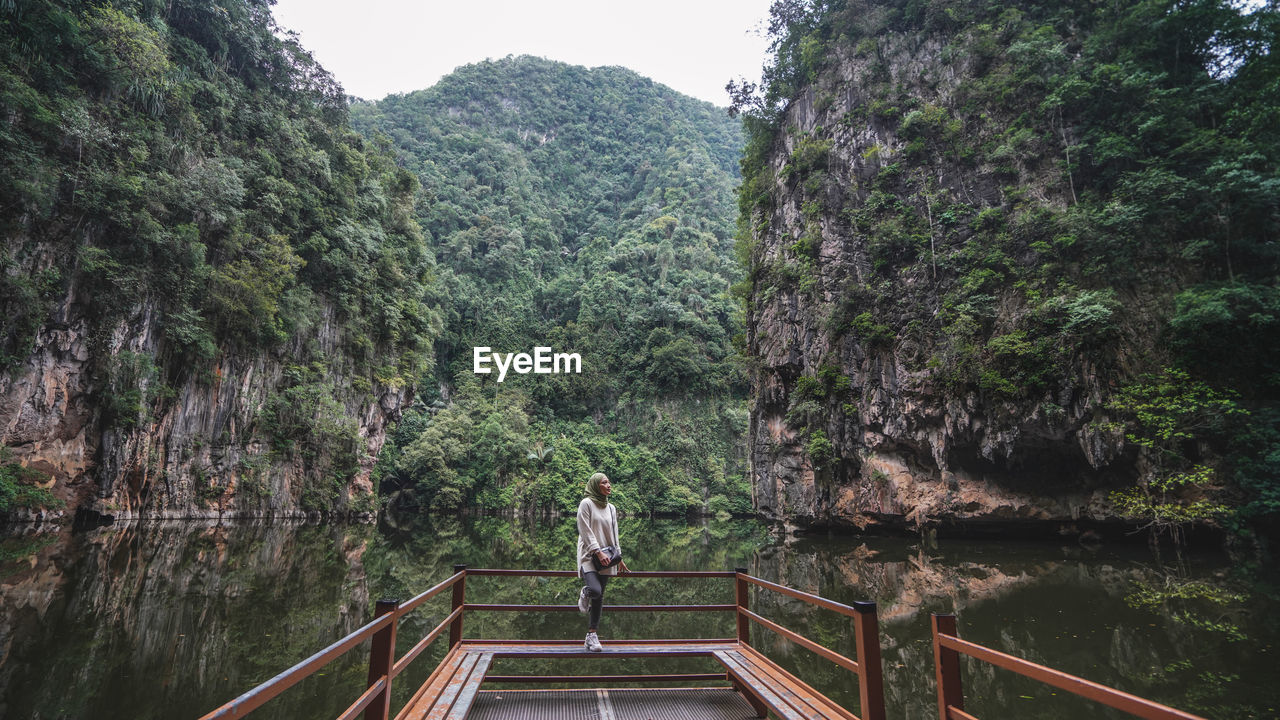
[0,517,1273,720]
[0,521,377,719]
[752,536,1276,720]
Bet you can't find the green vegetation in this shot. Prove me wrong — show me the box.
[1,1,438,507]
[0,448,61,514]
[354,57,750,515]
[260,363,366,511]
[1106,369,1243,539]
[733,0,1280,538]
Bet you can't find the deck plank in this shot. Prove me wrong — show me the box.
[399,647,468,720]
[444,652,493,720]
[736,644,857,720]
[715,651,809,720]
[718,650,816,717]
[423,651,480,720]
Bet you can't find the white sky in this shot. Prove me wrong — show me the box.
[270,0,775,106]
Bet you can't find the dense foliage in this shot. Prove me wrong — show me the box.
[0,447,60,513]
[353,56,751,515]
[1,1,438,508]
[734,0,1280,532]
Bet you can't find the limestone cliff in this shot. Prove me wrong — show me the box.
[740,2,1275,531]
[746,49,1115,530]
[0,283,406,521]
[0,2,433,521]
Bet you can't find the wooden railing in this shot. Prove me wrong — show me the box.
[931,613,1207,720]
[736,567,887,720]
[460,567,739,688]
[198,568,466,720]
[197,565,887,720]
[465,567,887,719]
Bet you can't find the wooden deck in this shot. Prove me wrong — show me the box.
[197,565,1209,720]
[197,568,884,720]
[467,688,759,720]
[397,639,854,720]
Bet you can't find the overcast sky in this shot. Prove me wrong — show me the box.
[269,0,775,107]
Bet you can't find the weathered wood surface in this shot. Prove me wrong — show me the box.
[400,639,859,720]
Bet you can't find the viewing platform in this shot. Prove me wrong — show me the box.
[399,637,867,720]
[199,566,1209,720]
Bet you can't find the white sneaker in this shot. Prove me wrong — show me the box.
[578,586,590,614]
[584,631,603,652]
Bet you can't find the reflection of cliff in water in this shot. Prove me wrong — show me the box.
[0,516,772,719]
[748,538,1269,720]
[0,518,1269,720]
[0,522,375,719]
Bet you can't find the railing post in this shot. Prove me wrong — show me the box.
[734,567,750,646]
[449,564,467,647]
[932,613,964,720]
[853,601,887,720]
[364,599,399,720]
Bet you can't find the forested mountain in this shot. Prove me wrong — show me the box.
[351,57,752,516]
[733,0,1279,537]
[0,1,436,518]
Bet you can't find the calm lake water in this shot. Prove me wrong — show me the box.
[0,515,1275,719]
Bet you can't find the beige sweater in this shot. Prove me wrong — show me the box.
[576,497,620,576]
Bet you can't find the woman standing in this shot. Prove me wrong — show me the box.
[576,472,629,651]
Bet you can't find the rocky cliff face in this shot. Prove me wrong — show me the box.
[0,1,432,522]
[744,27,1144,531]
[0,282,404,521]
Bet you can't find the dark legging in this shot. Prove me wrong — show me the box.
[584,571,610,631]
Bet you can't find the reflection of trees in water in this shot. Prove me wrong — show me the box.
[0,518,1270,719]
[0,521,376,719]
[747,538,1274,720]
